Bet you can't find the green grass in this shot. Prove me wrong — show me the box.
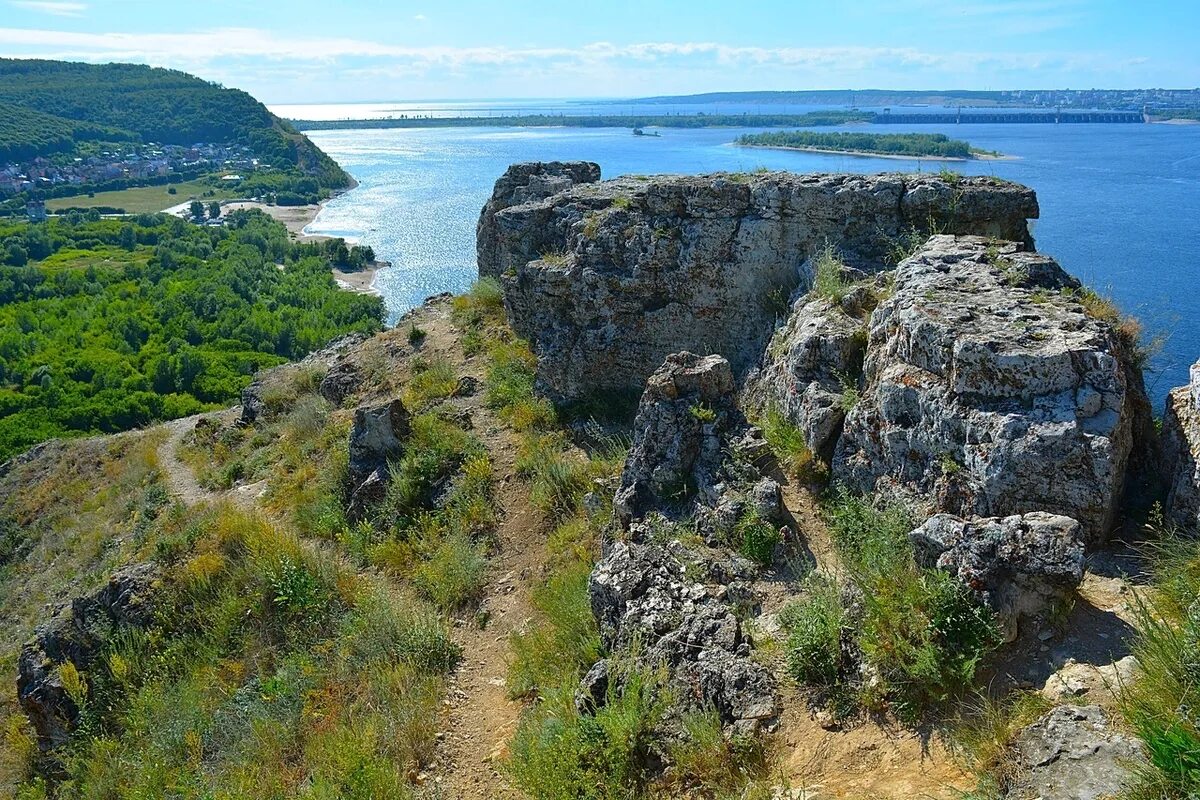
[735,508,781,565]
[759,405,827,483]
[44,178,231,213]
[1118,535,1200,799]
[779,489,1002,725]
[812,243,852,303]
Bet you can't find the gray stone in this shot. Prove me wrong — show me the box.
[319,359,362,405]
[1162,359,1200,530]
[585,539,779,734]
[18,563,161,751]
[479,168,1037,403]
[477,161,601,280]
[1006,705,1142,800]
[746,291,870,462]
[346,399,410,521]
[909,512,1085,640]
[834,235,1151,541]
[613,352,744,526]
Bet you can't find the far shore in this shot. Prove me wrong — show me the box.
[734,143,1015,161]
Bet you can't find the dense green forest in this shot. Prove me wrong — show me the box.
[0,59,351,193]
[0,211,383,460]
[291,110,875,131]
[0,102,137,162]
[735,130,979,158]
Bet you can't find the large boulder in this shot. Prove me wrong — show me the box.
[834,235,1151,541]
[477,161,601,280]
[613,352,745,526]
[1005,705,1142,800]
[18,563,161,751]
[909,512,1085,640]
[1162,359,1200,530]
[479,168,1038,402]
[346,399,410,521]
[586,539,779,735]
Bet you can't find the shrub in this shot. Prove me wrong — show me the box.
[412,533,488,610]
[780,576,846,687]
[402,356,457,409]
[812,243,852,303]
[781,489,1003,724]
[507,662,671,800]
[1119,536,1200,799]
[760,405,826,483]
[407,322,426,345]
[664,709,766,795]
[735,508,780,565]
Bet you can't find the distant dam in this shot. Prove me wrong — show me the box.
[873,110,1145,124]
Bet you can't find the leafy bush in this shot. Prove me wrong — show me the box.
[781,489,1001,724]
[735,508,780,565]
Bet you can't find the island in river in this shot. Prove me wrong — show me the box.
[735,130,1004,160]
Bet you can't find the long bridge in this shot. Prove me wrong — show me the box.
[873,109,1145,124]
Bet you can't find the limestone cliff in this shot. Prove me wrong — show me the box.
[1162,359,1200,530]
[478,164,1038,403]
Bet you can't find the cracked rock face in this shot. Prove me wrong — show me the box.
[834,235,1150,541]
[613,352,745,526]
[746,289,871,462]
[18,563,161,751]
[909,512,1085,640]
[477,160,601,281]
[586,539,779,735]
[1005,705,1142,800]
[1162,359,1200,531]
[479,167,1037,403]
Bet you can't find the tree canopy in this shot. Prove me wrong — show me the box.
[0,211,383,459]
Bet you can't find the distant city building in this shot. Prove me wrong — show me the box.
[26,199,47,222]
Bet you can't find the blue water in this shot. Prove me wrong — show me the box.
[303,121,1200,405]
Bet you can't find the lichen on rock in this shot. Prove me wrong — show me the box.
[832,235,1151,541]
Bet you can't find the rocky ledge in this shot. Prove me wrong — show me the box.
[1162,359,1200,530]
[479,163,1038,403]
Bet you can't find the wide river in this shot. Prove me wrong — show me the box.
[284,106,1200,405]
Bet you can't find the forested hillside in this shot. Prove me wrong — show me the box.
[0,211,383,459]
[0,59,351,192]
[0,102,136,163]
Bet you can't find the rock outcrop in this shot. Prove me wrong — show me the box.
[346,398,410,521]
[1005,705,1142,800]
[18,563,161,750]
[479,168,1037,402]
[586,539,779,735]
[909,512,1085,640]
[1162,359,1200,530]
[834,235,1150,540]
[240,332,369,425]
[613,352,745,525]
[477,161,601,281]
[745,289,871,461]
[584,351,780,735]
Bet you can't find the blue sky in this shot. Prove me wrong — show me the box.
[1,0,1197,102]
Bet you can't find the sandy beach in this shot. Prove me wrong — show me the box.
[217,196,382,295]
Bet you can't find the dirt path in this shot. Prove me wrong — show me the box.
[155,410,260,510]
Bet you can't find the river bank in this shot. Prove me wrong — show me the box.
[734,143,1013,161]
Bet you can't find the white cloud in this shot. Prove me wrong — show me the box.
[413,14,426,21]
[9,1,87,16]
